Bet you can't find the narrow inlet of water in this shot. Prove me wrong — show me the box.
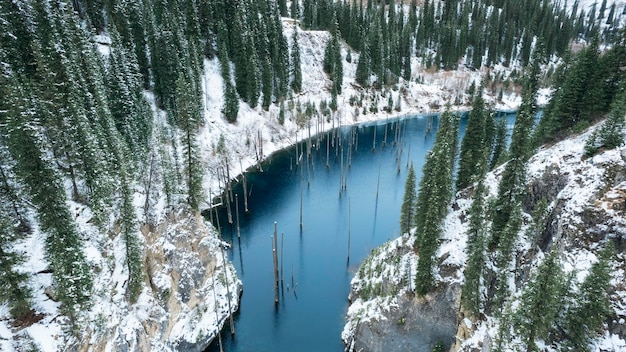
[206,112,515,352]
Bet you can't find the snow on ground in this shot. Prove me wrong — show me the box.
[4,9,620,351]
[197,18,532,208]
[457,124,626,351]
[341,233,417,344]
[343,119,626,350]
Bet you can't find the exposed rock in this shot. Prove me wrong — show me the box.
[350,284,461,352]
[343,234,461,352]
[83,208,241,352]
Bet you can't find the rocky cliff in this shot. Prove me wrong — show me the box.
[85,209,242,352]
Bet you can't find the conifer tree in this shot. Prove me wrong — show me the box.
[489,118,508,170]
[414,106,459,295]
[456,89,487,191]
[400,164,417,235]
[324,10,343,95]
[262,53,273,110]
[120,175,143,303]
[535,39,603,143]
[513,250,566,352]
[490,56,539,250]
[585,88,626,156]
[0,209,32,318]
[175,73,204,210]
[3,79,92,319]
[563,243,614,351]
[461,180,487,317]
[218,23,239,123]
[291,26,303,94]
[356,38,371,87]
[291,0,299,19]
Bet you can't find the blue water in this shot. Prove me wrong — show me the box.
[206,112,515,352]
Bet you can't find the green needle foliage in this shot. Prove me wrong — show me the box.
[0,211,32,318]
[457,89,488,191]
[563,243,615,351]
[461,180,487,317]
[513,250,566,352]
[400,164,417,235]
[414,106,459,296]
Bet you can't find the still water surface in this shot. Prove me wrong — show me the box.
[207,112,514,352]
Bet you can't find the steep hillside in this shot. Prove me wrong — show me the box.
[197,19,531,201]
[1,0,623,350]
[342,122,626,351]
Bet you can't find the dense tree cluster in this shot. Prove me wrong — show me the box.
[413,106,459,295]
[0,0,218,323]
[399,31,623,347]
[303,0,619,83]
[536,34,626,145]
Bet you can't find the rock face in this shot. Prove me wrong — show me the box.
[349,285,461,352]
[342,235,463,352]
[85,208,241,352]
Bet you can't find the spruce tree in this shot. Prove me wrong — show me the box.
[414,106,459,295]
[490,57,539,251]
[400,164,417,235]
[218,23,239,123]
[3,79,92,319]
[0,209,32,318]
[585,88,626,156]
[489,118,508,170]
[175,73,204,211]
[456,89,487,191]
[461,180,487,317]
[324,10,343,95]
[355,38,371,87]
[291,26,303,94]
[563,243,614,351]
[262,54,273,110]
[120,175,143,303]
[513,250,566,352]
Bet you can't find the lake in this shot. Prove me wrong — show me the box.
[206,111,515,352]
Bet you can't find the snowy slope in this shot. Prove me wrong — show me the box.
[197,18,531,206]
[3,5,616,350]
[342,121,626,351]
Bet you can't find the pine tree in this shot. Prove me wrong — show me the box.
[414,106,459,295]
[262,53,273,110]
[175,73,204,210]
[456,90,487,190]
[355,38,371,87]
[489,57,539,251]
[218,23,239,123]
[563,243,614,351]
[0,209,32,318]
[489,118,508,170]
[535,39,602,143]
[120,175,143,303]
[400,164,417,235]
[461,180,487,317]
[324,9,343,95]
[291,26,303,93]
[586,88,626,156]
[3,79,92,319]
[291,0,299,19]
[513,250,566,352]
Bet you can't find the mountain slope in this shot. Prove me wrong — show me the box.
[342,121,626,351]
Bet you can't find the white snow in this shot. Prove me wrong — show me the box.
[4,8,624,352]
[343,113,626,350]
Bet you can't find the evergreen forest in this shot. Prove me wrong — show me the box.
[1,0,625,350]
